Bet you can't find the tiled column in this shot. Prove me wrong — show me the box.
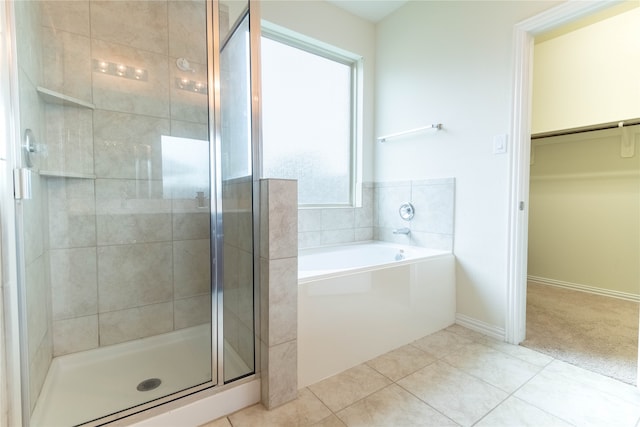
[259,179,298,409]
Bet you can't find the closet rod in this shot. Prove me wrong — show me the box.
[531,118,640,140]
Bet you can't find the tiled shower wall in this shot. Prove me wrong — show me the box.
[298,179,455,251]
[35,1,211,358]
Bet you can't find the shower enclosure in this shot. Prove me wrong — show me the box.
[3,0,259,425]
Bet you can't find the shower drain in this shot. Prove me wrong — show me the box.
[137,378,162,392]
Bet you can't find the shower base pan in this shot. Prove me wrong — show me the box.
[30,324,249,427]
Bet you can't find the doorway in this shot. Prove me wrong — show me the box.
[506,0,640,386]
[524,124,640,384]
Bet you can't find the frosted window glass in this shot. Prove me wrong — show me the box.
[261,37,353,205]
[221,21,251,180]
[160,136,209,198]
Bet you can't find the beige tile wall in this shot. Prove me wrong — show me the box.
[260,179,298,409]
[298,183,374,249]
[374,178,455,251]
[298,179,455,251]
[37,0,212,358]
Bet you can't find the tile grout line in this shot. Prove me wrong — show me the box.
[304,385,331,409]
[357,350,461,427]
[433,327,578,427]
[311,349,448,426]
[366,337,474,426]
[397,386,460,427]
[467,356,580,427]
[314,381,390,421]
[445,327,580,427]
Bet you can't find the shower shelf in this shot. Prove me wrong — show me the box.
[37,87,95,110]
[39,170,96,179]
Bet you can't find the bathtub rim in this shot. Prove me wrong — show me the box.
[298,240,451,283]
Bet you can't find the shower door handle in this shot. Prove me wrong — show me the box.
[13,168,33,200]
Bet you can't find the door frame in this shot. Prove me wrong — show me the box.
[507,0,640,385]
[506,0,632,343]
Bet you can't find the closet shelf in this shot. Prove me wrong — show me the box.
[530,170,640,182]
[37,87,95,110]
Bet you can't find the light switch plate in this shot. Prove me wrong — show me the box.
[493,134,508,154]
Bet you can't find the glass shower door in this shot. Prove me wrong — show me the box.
[10,1,216,425]
[218,2,256,383]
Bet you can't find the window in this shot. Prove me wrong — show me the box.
[261,30,361,206]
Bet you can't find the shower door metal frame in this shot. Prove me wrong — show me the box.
[74,1,226,422]
[210,0,224,389]
[249,0,263,388]
[1,0,262,425]
[216,0,262,385]
[1,1,27,425]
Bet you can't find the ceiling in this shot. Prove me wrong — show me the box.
[535,1,639,43]
[326,0,408,22]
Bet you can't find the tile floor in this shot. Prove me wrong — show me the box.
[202,325,640,427]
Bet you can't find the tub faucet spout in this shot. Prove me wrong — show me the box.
[393,227,410,235]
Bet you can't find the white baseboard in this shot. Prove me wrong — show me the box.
[527,276,640,303]
[455,313,505,341]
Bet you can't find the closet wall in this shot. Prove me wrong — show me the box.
[528,127,640,298]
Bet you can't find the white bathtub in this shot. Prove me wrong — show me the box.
[298,241,455,388]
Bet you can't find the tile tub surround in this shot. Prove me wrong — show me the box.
[298,183,374,249]
[298,179,455,251]
[203,324,640,427]
[374,178,455,251]
[260,179,298,409]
